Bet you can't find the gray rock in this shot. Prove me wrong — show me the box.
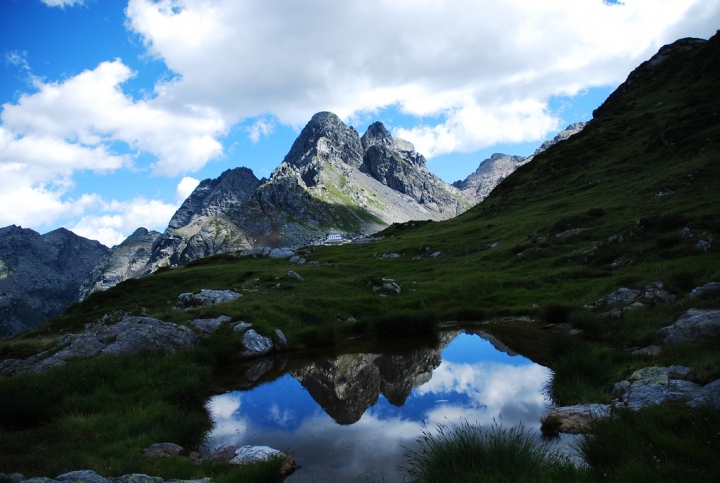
[100,317,199,356]
[696,239,711,250]
[689,282,720,299]
[613,366,703,410]
[143,442,184,458]
[242,330,274,358]
[632,345,662,356]
[114,476,164,483]
[198,445,237,463]
[287,270,304,281]
[544,404,611,434]
[229,445,288,465]
[0,474,26,483]
[659,309,720,344]
[25,479,57,483]
[688,378,720,409]
[233,321,252,333]
[55,471,111,483]
[607,288,640,305]
[430,251,441,257]
[274,329,288,350]
[288,255,306,264]
[176,289,242,309]
[191,315,232,334]
[269,248,295,259]
[79,228,161,301]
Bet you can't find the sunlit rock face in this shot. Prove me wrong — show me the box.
[79,227,161,300]
[0,225,108,338]
[291,332,458,424]
[148,112,471,269]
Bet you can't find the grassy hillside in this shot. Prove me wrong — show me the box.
[1,34,720,482]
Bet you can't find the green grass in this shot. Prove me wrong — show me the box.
[404,421,585,483]
[2,32,720,482]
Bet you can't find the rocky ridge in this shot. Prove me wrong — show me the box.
[452,122,587,203]
[147,113,471,271]
[0,226,108,339]
[78,227,161,301]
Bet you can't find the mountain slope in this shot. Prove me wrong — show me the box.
[0,226,108,338]
[148,113,471,270]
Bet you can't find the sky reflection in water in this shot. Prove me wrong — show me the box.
[205,331,553,482]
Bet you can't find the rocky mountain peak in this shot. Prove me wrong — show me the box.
[281,111,364,170]
[361,121,394,149]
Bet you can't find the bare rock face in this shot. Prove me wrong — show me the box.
[452,154,528,203]
[146,112,472,269]
[0,225,109,339]
[659,309,720,344]
[79,227,161,301]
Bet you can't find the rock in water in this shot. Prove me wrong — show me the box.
[229,445,287,465]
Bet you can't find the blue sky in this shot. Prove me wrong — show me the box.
[1,0,718,246]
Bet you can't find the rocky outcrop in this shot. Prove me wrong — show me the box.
[658,309,720,344]
[0,315,199,377]
[0,225,109,339]
[452,123,586,203]
[452,154,528,203]
[176,289,242,309]
[292,332,456,424]
[78,228,161,301]
[543,404,611,434]
[147,113,471,269]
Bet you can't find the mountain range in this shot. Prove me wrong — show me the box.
[0,98,585,339]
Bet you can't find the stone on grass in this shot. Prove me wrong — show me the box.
[287,270,304,281]
[176,289,242,309]
[55,471,111,483]
[242,330,274,357]
[114,476,164,483]
[143,442,184,458]
[0,474,26,483]
[233,321,252,333]
[689,282,720,299]
[269,248,295,259]
[658,309,720,344]
[544,404,611,434]
[101,317,199,356]
[607,288,639,305]
[632,345,662,356]
[191,315,232,334]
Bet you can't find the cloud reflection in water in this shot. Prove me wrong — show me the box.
[205,332,553,482]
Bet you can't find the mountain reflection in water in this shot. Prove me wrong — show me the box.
[205,330,553,482]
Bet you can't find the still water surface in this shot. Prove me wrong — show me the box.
[205,329,555,482]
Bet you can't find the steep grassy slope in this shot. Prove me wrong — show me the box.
[1,34,719,481]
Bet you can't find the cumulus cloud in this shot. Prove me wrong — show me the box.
[176,176,200,203]
[126,0,720,155]
[246,118,274,144]
[69,197,178,246]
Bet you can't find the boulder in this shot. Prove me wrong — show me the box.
[191,315,232,334]
[197,445,238,464]
[233,321,252,333]
[115,476,163,483]
[612,366,704,409]
[289,255,306,264]
[176,289,242,309]
[142,442,185,458]
[242,330,274,358]
[658,309,720,344]
[100,317,199,356]
[688,378,720,408]
[544,404,611,434]
[607,288,639,305]
[229,445,290,466]
[55,471,111,483]
[689,282,720,299]
[269,248,295,259]
[274,329,288,350]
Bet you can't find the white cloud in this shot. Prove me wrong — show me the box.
[40,0,85,7]
[176,176,200,203]
[69,197,178,246]
[246,118,274,144]
[126,0,720,156]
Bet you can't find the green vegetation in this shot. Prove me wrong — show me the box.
[405,422,584,483]
[2,35,720,481]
